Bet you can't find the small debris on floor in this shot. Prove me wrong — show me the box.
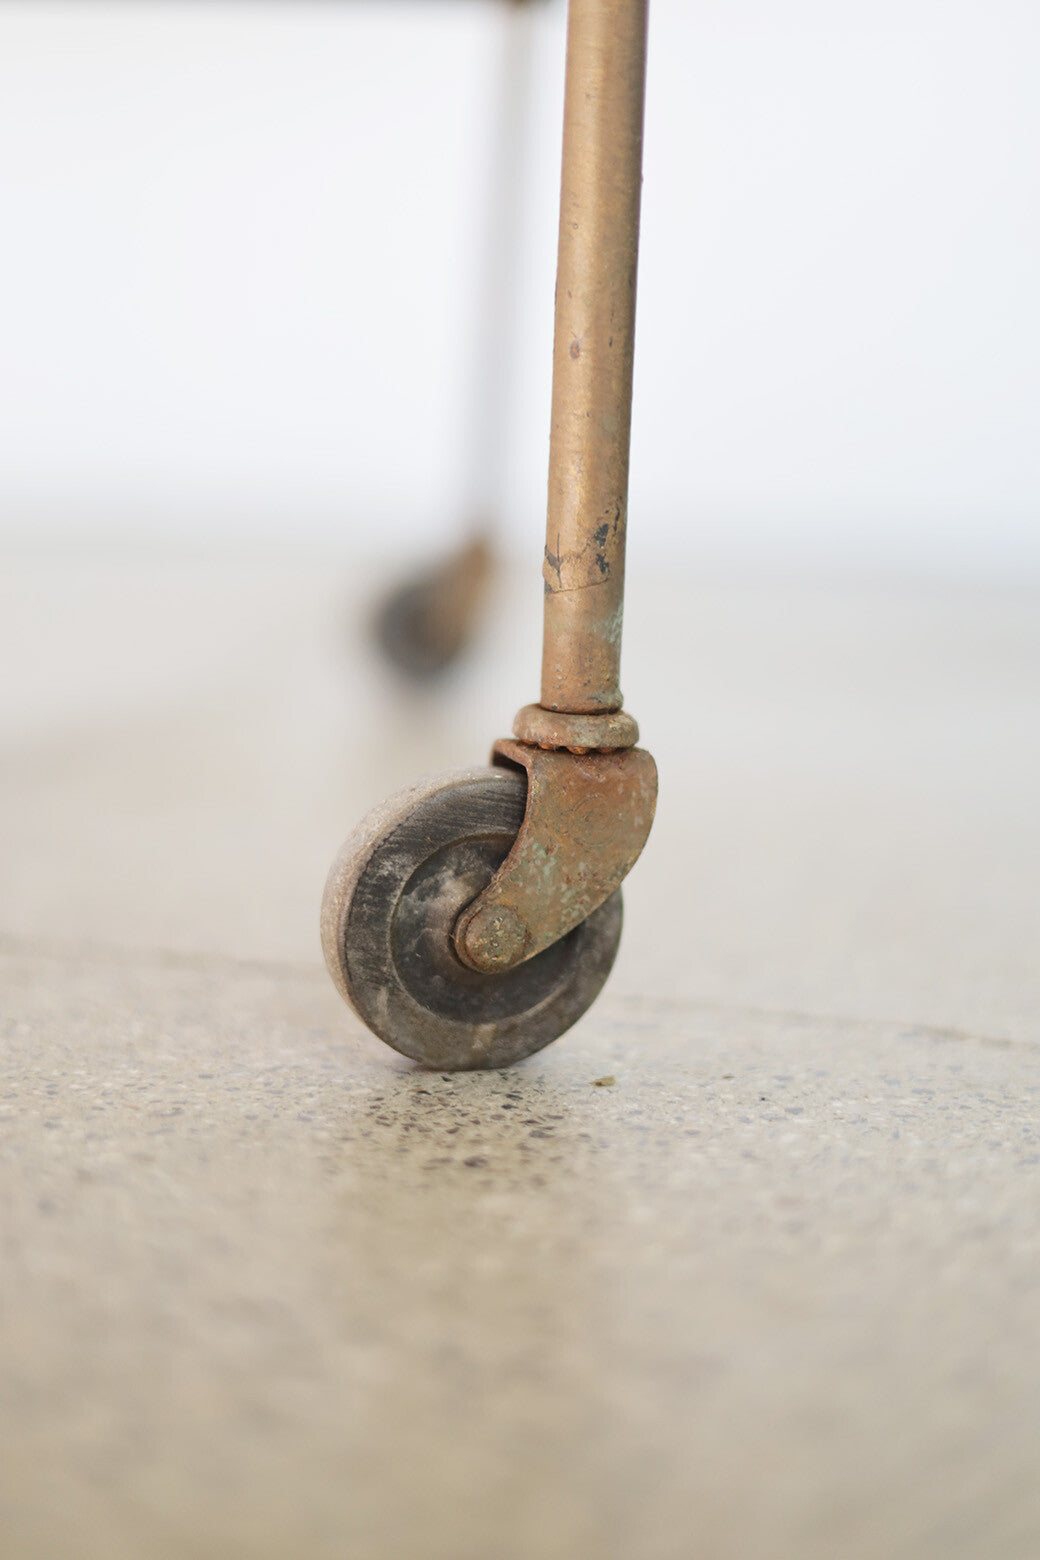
[591,1075,616,1088]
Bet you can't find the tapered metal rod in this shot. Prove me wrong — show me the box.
[540,0,648,715]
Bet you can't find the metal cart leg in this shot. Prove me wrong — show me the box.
[373,0,536,681]
[323,0,657,1070]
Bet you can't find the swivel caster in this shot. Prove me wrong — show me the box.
[324,0,655,1069]
[321,766,623,1070]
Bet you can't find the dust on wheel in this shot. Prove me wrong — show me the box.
[321,767,622,1070]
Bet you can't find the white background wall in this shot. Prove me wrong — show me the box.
[2,0,1038,575]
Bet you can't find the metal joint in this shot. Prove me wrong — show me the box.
[512,703,639,752]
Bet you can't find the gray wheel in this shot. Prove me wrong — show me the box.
[321,767,622,1070]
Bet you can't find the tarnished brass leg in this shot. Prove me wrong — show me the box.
[457,0,656,976]
[538,0,648,719]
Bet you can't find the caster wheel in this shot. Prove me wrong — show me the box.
[321,766,622,1070]
[373,537,493,681]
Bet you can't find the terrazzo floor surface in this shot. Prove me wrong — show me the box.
[2,548,1039,1558]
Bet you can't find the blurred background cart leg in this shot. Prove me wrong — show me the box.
[373,0,537,680]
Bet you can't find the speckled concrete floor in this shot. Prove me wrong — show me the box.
[2,550,1039,1558]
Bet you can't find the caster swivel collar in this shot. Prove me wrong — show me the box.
[322,0,655,1069]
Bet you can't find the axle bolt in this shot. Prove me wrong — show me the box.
[458,904,528,972]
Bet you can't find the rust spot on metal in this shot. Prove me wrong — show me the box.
[544,541,564,586]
